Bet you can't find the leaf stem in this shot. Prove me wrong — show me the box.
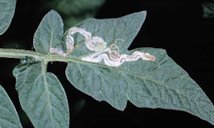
[0,48,76,63]
[0,48,42,59]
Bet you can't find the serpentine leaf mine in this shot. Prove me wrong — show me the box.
[50,27,156,66]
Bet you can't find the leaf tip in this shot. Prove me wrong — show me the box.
[135,10,147,21]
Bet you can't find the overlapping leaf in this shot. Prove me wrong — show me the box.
[65,12,214,125]
[13,61,69,128]
[0,85,22,128]
[0,0,16,35]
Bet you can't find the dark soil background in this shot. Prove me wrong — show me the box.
[0,0,214,127]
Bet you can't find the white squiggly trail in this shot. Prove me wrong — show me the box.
[49,27,156,67]
[81,49,156,67]
[50,27,107,56]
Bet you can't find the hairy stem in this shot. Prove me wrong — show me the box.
[0,48,42,59]
[0,48,75,62]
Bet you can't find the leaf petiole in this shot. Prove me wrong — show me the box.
[0,48,74,63]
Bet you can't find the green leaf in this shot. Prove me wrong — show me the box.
[13,61,69,128]
[0,85,22,128]
[66,49,214,125]
[65,12,214,125]
[0,0,16,35]
[68,11,147,57]
[33,10,64,54]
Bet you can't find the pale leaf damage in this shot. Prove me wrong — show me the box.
[50,27,156,66]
